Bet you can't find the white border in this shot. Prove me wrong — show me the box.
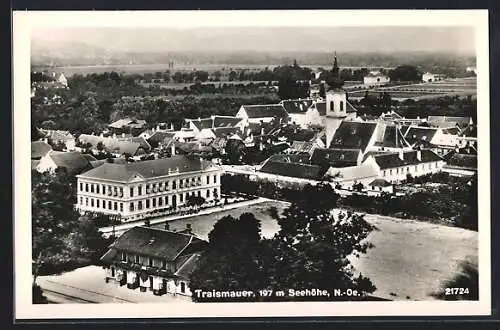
[13,9,491,319]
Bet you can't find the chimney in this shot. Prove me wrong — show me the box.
[398,149,404,161]
[417,150,422,161]
[170,123,174,130]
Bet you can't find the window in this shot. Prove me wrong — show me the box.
[414,166,417,172]
[330,101,334,111]
[96,185,100,194]
[207,189,210,198]
[340,101,344,112]
[108,201,112,209]
[119,187,123,197]
[90,184,94,194]
[382,170,386,177]
[180,282,186,293]
[135,255,140,264]
[96,199,100,208]
[138,185,142,196]
[90,198,94,207]
[85,198,89,206]
[152,198,156,207]
[85,183,89,192]
[180,194,184,202]
[179,179,184,188]
[406,167,409,173]
[389,169,393,175]
[197,191,201,197]
[79,197,83,205]
[130,203,134,212]
[102,185,106,195]
[207,175,210,184]
[130,187,134,197]
[138,201,143,210]
[158,197,163,207]
[121,251,126,262]
[114,186,118,196]
[114,202,117,211]
[146,199,150,209]
[79,182,83,191]
[172,181,177,189]
[120,203,123,212]
[162,259,166,269]
[148,257,153,267]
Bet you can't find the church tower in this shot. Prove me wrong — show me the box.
[325,52,347,147]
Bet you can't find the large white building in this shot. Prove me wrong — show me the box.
[76,155,222,222]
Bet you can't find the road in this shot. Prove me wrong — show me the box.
[99,197,269,238]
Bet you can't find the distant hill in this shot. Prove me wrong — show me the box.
[30,39,476,71]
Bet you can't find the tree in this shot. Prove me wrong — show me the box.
[388,65,422,82]
[31,169,108,283]
[189,213,272,301]
[266,183,376,299]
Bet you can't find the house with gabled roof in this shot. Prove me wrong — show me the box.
[236,104,289,124]
[186,115,246,135]
[280,98,315,128]
[36,150,94,175]
[31,141,53,160]
[38,129,76,151]
[109,118,147,135]
[100,226,207,296]
[363,149,446,183]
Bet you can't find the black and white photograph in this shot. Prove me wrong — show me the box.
[13,9,491,319]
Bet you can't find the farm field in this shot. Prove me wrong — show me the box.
[349,77,477,101]
[150,200,478,301]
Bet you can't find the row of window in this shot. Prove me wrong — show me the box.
[383,162,439,177]
[120,251,167,269]
[129,175,218,197]
[80,197,124,212]
[80,182,124,197]
[128,189,218,212]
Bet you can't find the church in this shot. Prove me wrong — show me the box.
[259,53,446,189]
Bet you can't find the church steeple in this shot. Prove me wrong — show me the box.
[332,51,339,77]
[326,51,343,90]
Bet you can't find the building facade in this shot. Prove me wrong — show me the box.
[75,156,222,222]
[100,226,206,297]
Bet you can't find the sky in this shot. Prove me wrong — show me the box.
[31,26,475,54]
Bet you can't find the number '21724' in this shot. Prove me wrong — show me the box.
[445,287,470,295]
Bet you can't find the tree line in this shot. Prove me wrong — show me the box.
[221,173,478,231]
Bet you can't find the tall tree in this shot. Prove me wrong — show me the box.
[266,183,377,298]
